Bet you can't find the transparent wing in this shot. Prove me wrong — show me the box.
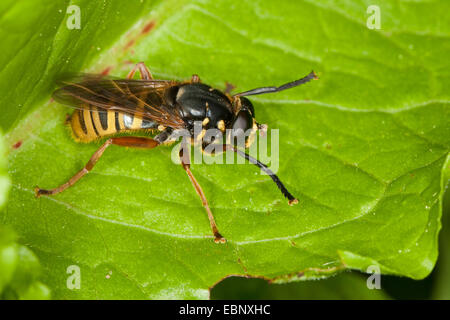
[52,74,185,128]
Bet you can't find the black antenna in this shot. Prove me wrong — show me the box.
[224,145,298,205]
[235,71,317,97]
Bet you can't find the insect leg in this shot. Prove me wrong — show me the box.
[256,123,268,137]
[127,62,153,80]
[35,137,160,197]
[154,127,173,144]
[179,147,225,243]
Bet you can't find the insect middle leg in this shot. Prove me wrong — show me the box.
[35,137,159,197]
[127,62,153,80]
[179,146,225,243]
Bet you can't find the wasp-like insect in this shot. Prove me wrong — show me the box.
[35,62,317,243]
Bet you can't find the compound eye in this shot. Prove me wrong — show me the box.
[230,110,253,146]
[232,110,252,131]
[240,97,255,117]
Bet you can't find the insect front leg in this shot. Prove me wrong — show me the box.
[127,62,153,80]
[257,122,268,137]
[179,146,225,243]
[35,137,160,197]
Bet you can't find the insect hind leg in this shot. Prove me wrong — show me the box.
[35,137,160,197]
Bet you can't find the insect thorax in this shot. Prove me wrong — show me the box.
[176,83,234,134]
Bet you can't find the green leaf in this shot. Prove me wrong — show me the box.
[211,272,390,300]
[431,179,450,299]
[1,0,449,299]
[0,0,164,131]
[0,132,49,300]
[0,130,14,293]
[1,245,51,300]
[0,228,17,293]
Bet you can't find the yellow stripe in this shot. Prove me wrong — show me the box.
[130,105,144,130]
[70,110,85,141]
[92,109,117,136]
[130,115,143,130]
[83,108,97,139]
[107,111,117,134]
[118,112,125,130]
[69,106,152,143]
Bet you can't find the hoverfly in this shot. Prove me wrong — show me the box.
[35,62,317,243]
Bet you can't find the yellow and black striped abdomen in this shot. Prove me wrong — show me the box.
[69,106,157,142]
